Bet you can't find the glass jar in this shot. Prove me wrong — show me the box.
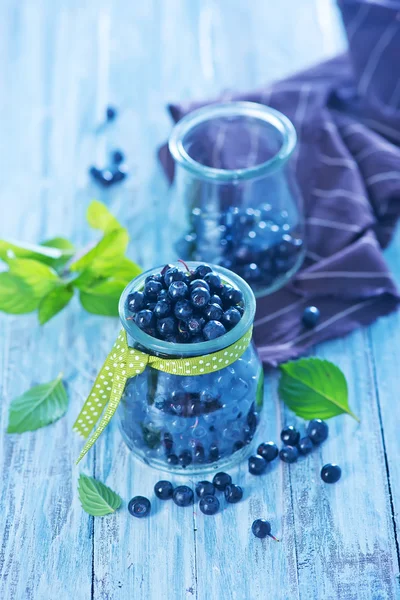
[168,102,305,296]
[117,262,263,474]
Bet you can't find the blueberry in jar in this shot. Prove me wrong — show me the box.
[204,303,223,321]
[128,496,151,518]
[174,299,193,320]
[179,450,193,468]
[280,426,300,446]
[164,267,185,286]
[257,441,279,462]
[199,494,220,515]
[169,281,189,301]
[203,320,226,341]
[157,317,177,337]
[194,264,212,279]
[173,485,194,507]
[127,291,145,312]
[307,419,329,444]
[154,299,171,318]
[222,308,242,329]
[212,472,232,491]
[191,286,210,308]
[154,480,174,500]
[190,278,210,291]
[135,310,155,331]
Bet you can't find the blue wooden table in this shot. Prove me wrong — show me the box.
[1,1,400,599]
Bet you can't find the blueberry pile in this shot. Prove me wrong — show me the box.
[247,419,341,483]
[89,149,128,188]
[126,263,245,343]
[176,205,303,289]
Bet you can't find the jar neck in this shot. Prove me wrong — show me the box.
[119,262,255,358]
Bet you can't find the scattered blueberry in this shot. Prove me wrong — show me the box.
[281,426,300,446]
[112,149,124,164]
[251,519,278,540]
[106,106,117,121]
[195,481,215,498]
[248,455,267,475]
[279,445,299,463]
[302,306,320,328]
[212,472,232,491]
[307,419,329,444]
[321,463,341,484]
[224,484,243,504]
[173,485,194,507]
[154,480,174,500]
[298,436,313,455]
[257,442,279,462]
[128,496,151,518]
[199,494,220,515]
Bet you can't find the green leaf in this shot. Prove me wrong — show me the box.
[0,272,39,313]
[79,279,126,316]
[7,373,68,433]
[0,239,65,266]
[69,228,129,276]
[41,237,75,269]
[38,285,74,324]
[78,474,122,516]
[256,369,264,409]
[109,257,142,281]
[8,259,59,298]
[87,200,122,233]
[278,357,359,422]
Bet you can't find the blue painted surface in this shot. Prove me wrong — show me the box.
[1,1,399,599]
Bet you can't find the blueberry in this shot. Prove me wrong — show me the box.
[204,273,223,292]
[224,484,243,504]
[190,278,210,291]
[174,299,193,320]
[164,267,185,286]
[167,453,178,465]
[157,317,177,336]
[212,472,232,491]
[144,280,163,298]
[127,291,144,312]
[163,432,174,453]
[252,519,278,540]
[154,480,174,500]
[210,294,222,307]
[135,310,155,331]
[281,426,300,446]
[158,289,168,300]
[225,288,243,305]
[203,320,226,340]
[321,463,341,483]
[154,299,171,318]
[194,444,206,463]
[112,149,124,164]
[145,273,163,285]
[298,436,313,455]
[187,317,204,335]
[248,455,267,475]
[233,440,245,452]
[257,442,279,462]
[179,450,192,468]
[195,481,215,498]
[199,494,220,515]
[194,264,212,279]
[169,281,189,301]
[192,335,204,343]
[165,334,179,343]
[106,105,117,121]
[279,445,299,463]
[173,485,194,507]
[191,286,210,308]
[204,303,223,321]
[89,166,104,183]
[145,302,157,312]
[307,419,329,444]
[222,308,242,328]
[208,444,219,462]
[112,167,127,183]
[128,496,151,518]
[302,306,320,328]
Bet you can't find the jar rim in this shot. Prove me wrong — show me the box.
[168,101,297,182]
[119,262,256,357]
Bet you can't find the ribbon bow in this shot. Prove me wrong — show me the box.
[73,327,253,463]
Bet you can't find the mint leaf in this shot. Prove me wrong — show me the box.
[0,272,39,313]
[70,229,129,276]
[41,237,75,269]
[87,200,122,233]
[78,474,122,516]
[111,257,141,281]
[7,373,68,433]
[8,258,59,298]
[279,357,359,421]
[79,280,126,316]
[38,285,74,324]
[0,239,67,267]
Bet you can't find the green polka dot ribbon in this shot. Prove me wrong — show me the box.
[73,327,253,464]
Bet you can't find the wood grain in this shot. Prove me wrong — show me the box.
[1,1,400,599]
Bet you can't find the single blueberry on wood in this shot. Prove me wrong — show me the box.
[321,463,341,483]
[154,480,174,500]
[248,455,267,475]
[307,419,329,444]
[298,436,313,455]
[195,481,215,498]
[257,441,279,462]
[280,426,300,446]
[279,445,299,463]
[173,485,194,507]
[199,494,220,515]
[302,306,320,328]
[212,472,232,491]
[128,496,151,518]
[224,484,243,504]
[252,519,279,540]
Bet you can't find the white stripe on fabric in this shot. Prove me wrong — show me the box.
[358,22,398,96]
[366,171,400,186]
[319,155,356,168]
[313,188,368,208]
[307,217,361,233]
[306,250,323,261]
[362,118,400,143]
[355,144,399,161]
[254,299,304,327]
[346,3,370,40]
[292,84,311,169]
[389,78,400,108]
[341,124,368,138]
[296,271,391,281]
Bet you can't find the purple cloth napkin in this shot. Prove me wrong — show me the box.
[159,0,400,366]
